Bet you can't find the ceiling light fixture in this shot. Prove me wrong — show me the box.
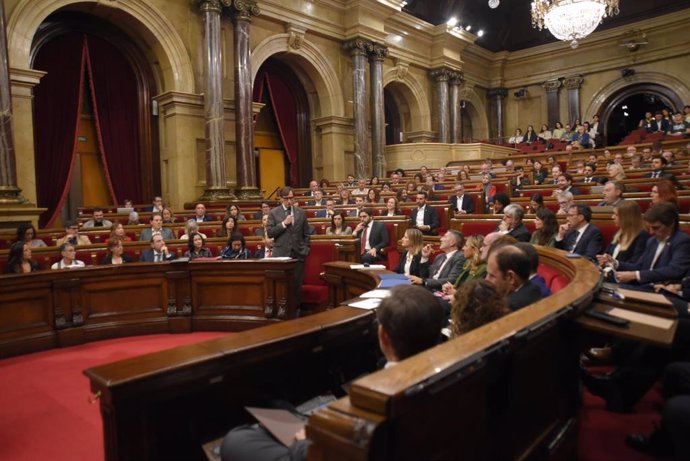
[531,0,619,49]
[488,0,500,9]
[447,17,458,27]
[477,30,485,37]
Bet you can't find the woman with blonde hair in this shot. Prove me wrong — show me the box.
[597,201,647,266]
[607,162,626,181]
[441,235,487,301]
[394,228,429,277]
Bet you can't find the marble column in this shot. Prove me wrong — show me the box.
[543,79,562,129]
[199,0,235,200]
[429,68,452,143]
[230,0,261,198]
[488,88,508,142]
[343,38,372,179]
[564,75,584,126]
[0,0,26,204]
[368,43,388,179]
[449,72,464,143]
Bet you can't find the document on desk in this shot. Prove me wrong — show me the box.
[350,264,387,270]
[347,298,382,310]
[245,407,305,447]
[359,289,391,299]
[615,287,673,307]
[608,308,675,330]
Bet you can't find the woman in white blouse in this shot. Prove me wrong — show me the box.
[394,228,429,277]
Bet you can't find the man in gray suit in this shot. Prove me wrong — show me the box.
[267,187,311,305]
[408,230,465,292]
[139,214,174,241]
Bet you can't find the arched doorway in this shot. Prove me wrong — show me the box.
[384,81,413,145]
[599,83,683,146]
[31,11,159,227]
[253,58,312,191]
[460,101,473,142]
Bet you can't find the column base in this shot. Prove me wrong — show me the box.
[235,187,263,200]
[0,186,29,205]
[198,187,237,201]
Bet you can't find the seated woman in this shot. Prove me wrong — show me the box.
[219,233,251,260]
[508,128,523,144]
[551,121,565,140]
[4,241,40,274]
[326,212,352,236]
[531,160,547,185]
[607,163,626,182]
[366,188,382,204]
[381,197,402,217]
[16,223,47,248]
[180,220,208,240]
[127,211,140,225]
[395,228,430,277]
[217,216,238,238]
[369,176,380,187]
[570,125,591,148]
[51,243,86,269]
[481,174,497,212]
[100,238,132,265]
[450,279,510,338]
[108,222,132,243]
[185,232,214,260]
[530,208,558,247]
[457,169,470,181]
[254,214,269,237]
[226,204,247,221]
[441,235,487,302]
[538,124,552,141]
[339,188,354,205]
[522,125,537,143]
[596,201,648,269]
[529,193,545,214]
[162,207,175,224]
[650,179,678,206]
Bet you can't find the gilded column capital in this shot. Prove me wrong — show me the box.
[224,0,260,21]
[542,79,562,93]
[488,87,508,99]
[563,75,584,90]
[429,67,455,83]
[368,43,389,62]
[197,0,222,13]
[449,71,464,85]
[343,38,373,57]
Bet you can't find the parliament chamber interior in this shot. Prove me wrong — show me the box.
[1,0,690,460]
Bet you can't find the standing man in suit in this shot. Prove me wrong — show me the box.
[408,230,465,292]
[498,204,531,242]
[486,245,543,311]
[555,204,603,261]
[353,208,389,264]
[606,202,690,285]
[410,191,439,235]
[267,187,311,305]
[139,234,176,262]
[139,214,175,241]
[448,183,474,215]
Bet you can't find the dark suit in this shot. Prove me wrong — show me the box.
[508,223,531,243]
[424,251,465,291]
[529,274,551,298]
[307,199,326,206]
[139,249,176,262]
[555,223,604,261]
[618,229,690,284]
[448,195,474,214]
[651,118,670,133]
[566,185,582,196]
[356,220,389,263]
[579,176,605,185]
[267,205,311,304]
[314,209,333,218]
[395,251,430,278]
[190,215,213,223]
[100,254,132,265]
[605,231,649,264]
[410,206,440,235]
[507,281,543,311]
[252,211,266,220]
[646,170,676,181]
[139,227,174,242]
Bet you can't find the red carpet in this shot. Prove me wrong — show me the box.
[0,332,227,461]
[0,334,669,461]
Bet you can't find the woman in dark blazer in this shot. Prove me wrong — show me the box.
[100,238,132,265]
[597,201,648,268]
[395,228,429,278]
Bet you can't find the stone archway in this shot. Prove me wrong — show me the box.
[459,85,490,141]
[382,67,432,136]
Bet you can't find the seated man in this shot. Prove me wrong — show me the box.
[306,190,325,207]
[579,163,604,184]
[148,195,164,213]
[448,183,474,215]
[555,204,603,261]
[303,180,319,197]
[497,204,531,242]
[597,181,624,207]
[314,199,336,218]
[139,214,175,241]
[605,202,690,285]
[353,208,389,264]
[220,284,445,461]
[555,173,582,196]
[190,203,212,223]
[409,191,439,235]
[555,191,574,216]
[351,178,369,196]
[139,234,176,262]
[514,242,551,297]
[408,230,465,292]
[348,196,365,218]
[667,112,690,137]
[83,209,113,228]
[486,245,543,311]
[252,202,272,220]
[254,234,275,259]
[647,156,676,181]
[56,220,92,246]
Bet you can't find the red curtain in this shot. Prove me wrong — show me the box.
[85,35,142,204]
[253,71,300,186]
[33,33,86,228]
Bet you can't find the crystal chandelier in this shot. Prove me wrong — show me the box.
[531,0,619,49]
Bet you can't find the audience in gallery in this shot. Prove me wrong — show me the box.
[100,238,132,265]
[530,208,558,247]
[4,241,40,274]
[180,220,208,240]
[522,125,537,143]
[220,233,251,260]
[51,242,86,269]
[56,220,92,247]
[16,223,46,248]
[650,179,678,205]
[184,232,214,260]
[395,228,430,278]
[325,212,352,236]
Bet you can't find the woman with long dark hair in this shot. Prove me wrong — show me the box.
[4,241,40,274]
[530,208,558,247]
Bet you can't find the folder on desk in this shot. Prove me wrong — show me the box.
[377,274,411,288]
[245,407,305,447]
